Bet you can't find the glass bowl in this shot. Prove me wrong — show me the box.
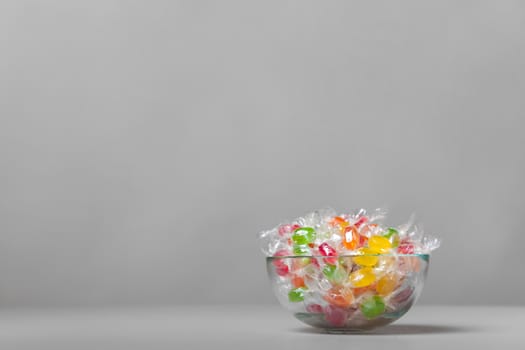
[266,254,429,333]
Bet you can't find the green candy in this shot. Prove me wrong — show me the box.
[360,295,386,319]
[288,287,307,302]
[292,227,316,245]
[391,234,400,248]
[322,264,336,278]
[383,228,398,238]
[293,244,310,256]
[384,228,400,248]
[322,264,346,284]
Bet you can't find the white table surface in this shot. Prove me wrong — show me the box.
[0,305,522,349]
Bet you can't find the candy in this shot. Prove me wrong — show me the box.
[383,227,400,248]
[272,249,290,268]
[390,235,400,248]
[318,242,338,265]
[293,244,310,256]
[352,284,376,298]
[342,226,359,250]
[306,303,323,313]
[323,287,354,308]
[349,267,376,288]
[384,227,398,238]
[368,235,392,254]
[358,234,368,247]
[259,207,440,327]
[291,275,306,288]
[354,216,368,228]
[329,216,348,229]
[352,248,379,267]
[376,274,399,296]
[278,224,298,237]
[360,295,386,319]
[292,227,316,245]
[275,264,289,276]
[288,287,307,302]
[375,255,397,274]
[322,263,336,278]
[398,241,415,254]
[291,257,311,271]
[324,305,349,327]
[310,257,320,268]
[322,264,347,285]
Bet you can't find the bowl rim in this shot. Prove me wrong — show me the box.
[266,253,430,259]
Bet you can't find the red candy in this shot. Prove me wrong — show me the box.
[275,264,289,276]
[272,249,290,270]
[359,234,368,247]
[318,242,338,265]
[274,249,290,257]
[324,305,349,327]
[306,303,323,313]
[278,225,291,236]
[354,216,368,228]
[278,224,300,236]
[272,249,290,262]
[398,241,415,254]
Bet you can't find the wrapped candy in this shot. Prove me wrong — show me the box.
[259,208,440,326]
[258,207,439,256]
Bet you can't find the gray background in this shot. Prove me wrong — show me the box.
[1,0,524,308]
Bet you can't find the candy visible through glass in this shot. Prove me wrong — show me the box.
[258,208,440,331]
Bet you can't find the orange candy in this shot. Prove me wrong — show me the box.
[330,216,349,233]
[291,275,306,288]
[352,284,377,298]
[330,216,347,226]
[376,274,399,296]
[323,287,354,308]
[342,225,359,250]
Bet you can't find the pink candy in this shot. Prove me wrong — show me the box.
[278,224,300,237]
[324,305,349,327]
[275,264,289,276]
[306,303,323,313]
[354,216,368,228]
[272,249,291,276]
[398,241,415,254]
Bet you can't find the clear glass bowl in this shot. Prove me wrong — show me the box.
[266,254,429,333]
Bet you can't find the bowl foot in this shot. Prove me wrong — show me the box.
[324,328,371,334]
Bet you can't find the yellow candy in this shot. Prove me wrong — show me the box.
[352,248,378,267]
[349,267,376,288]
[376,274,399,296]
[368,235,392,254]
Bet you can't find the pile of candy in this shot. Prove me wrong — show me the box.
[259,208,440,326]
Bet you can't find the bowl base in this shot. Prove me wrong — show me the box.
[324,328,372,334]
